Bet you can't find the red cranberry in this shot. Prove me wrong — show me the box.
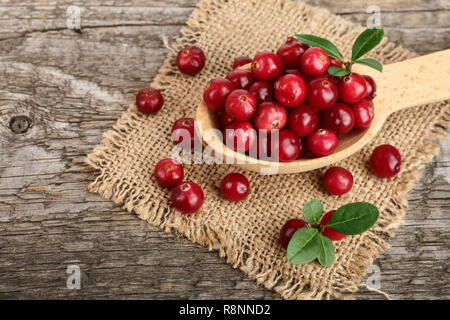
[226,69,254,90]
[338,73,367,104]
[249,81,274,104]
[252,102,287,133]
[171,118,195,148]
[233,56,252,69]
[274,74,307,108]
[220,173,250,202]
[154,158,184,188]
[307,77,338,110]
[136,88,164,114]
[351,99,374,129]
[370,144,402,178]
[323,167,353,195]
[363,75,377,100]
[251,51,283,81]
[306,129,338,157]
[284,68,309,84]
[320,210,346,241]
[224,121,256,152]
[171,181,204,214]
[287,104,319,137]
[219,113,235,128]
[300,47,330,76]
[176,46,205,75]
[329,56,343,68]
[276,37,309,69]
[203,78,235,113]
[272,129,301,162]
[225,89,257,121]
[280,219,308,249]
[322,103,355,135]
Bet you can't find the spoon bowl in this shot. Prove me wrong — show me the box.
[195,50,450,174]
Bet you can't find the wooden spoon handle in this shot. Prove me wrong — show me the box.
[352,49,450,115]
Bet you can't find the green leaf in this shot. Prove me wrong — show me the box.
[317,234,335,267]
[295,34,343,61]
[355,58,383,72]
[325,202,379,235]
[303,199,323,225]
[286,228,320,265]
[351,28,384,61]
[327,66,350,77]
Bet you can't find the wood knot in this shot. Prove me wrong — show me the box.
[9,116,32,134]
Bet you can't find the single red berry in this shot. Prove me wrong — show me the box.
[171,181,204,214]
[252,102,287,133]
[171,118,195,148]
[203,78,236,113]
[351,99,374,129]
[274,74,307,108]
[272,129,301,162]
[283,68,309,84]
[176,46,205,75]
[307,77,338,110]
[338,73,367,104]
[219,113,235,128]
[220,173,250,202]
[363,75,377,100]
[280,219,308,249]
[251,51,283,81]
[300,47,330,76]
[249,81,274,104]
[226,69,254,90]
[322,103,355,135]
[287,104,319,137]
[323,167,353,195]
[329,56,343,68]
[233,56,252,69]
[225,89,257,121]
[136,88,164,114]
[306,129,338,157]
[223,121,256,152]
[154,158,184,188]
[370,144,402,178]
[320,210,346,241]
[276,37,309,69]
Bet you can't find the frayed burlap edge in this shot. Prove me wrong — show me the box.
[86,0,450,300]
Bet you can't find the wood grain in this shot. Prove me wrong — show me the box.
[0,0,448,300]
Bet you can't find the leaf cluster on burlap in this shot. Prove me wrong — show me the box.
[86,0,450,299]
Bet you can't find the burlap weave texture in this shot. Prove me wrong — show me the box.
[86,0,450,299]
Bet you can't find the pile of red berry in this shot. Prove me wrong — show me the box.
[202,37,376,162]
[136,45,254,215]
[136,28,401,221]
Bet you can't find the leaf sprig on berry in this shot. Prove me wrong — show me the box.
[296,28,384,77]
[286,200,379,267]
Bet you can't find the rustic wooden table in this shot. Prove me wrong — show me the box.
[0,0,448,299]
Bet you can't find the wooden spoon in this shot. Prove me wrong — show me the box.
[195,49,450,174]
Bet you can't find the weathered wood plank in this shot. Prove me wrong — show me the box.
[1,0,449,54]
[0,0,449,300]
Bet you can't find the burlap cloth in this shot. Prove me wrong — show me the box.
[86,0,450,299]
